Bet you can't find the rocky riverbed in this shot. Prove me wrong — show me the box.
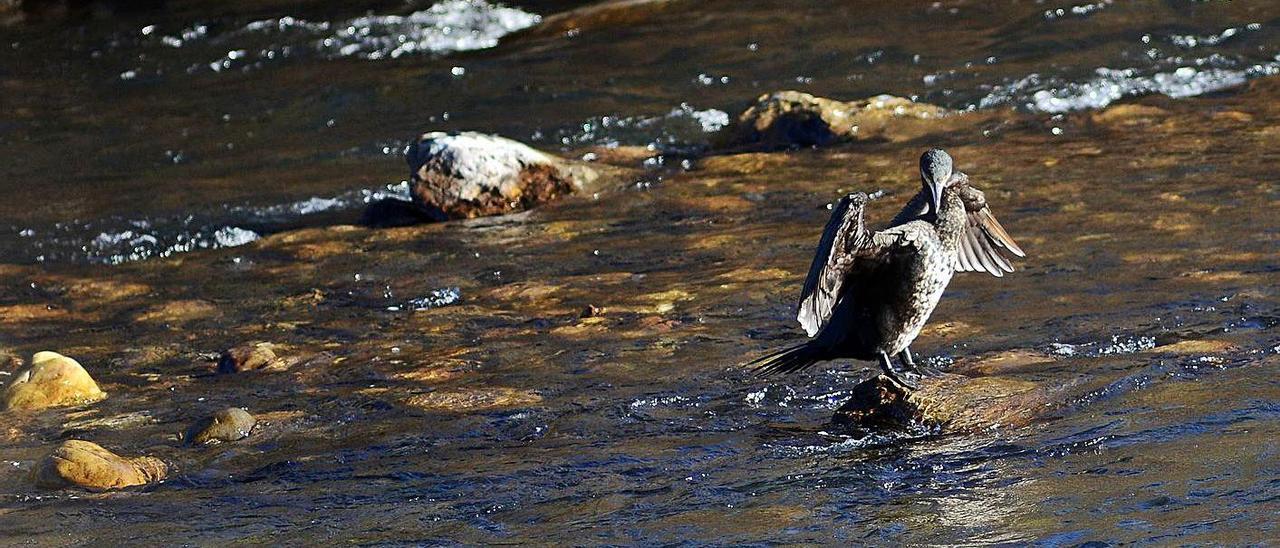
[2,0,1279,544]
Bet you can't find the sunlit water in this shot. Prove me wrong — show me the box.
[0,0,1278,544]
[6,0,1280,264]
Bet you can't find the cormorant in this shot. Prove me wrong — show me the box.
[748,149,1024,388]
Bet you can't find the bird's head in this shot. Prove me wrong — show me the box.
[919,148,954,215]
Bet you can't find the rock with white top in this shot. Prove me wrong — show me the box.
[405,131,603,219]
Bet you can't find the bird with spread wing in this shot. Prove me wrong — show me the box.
[747,149,1024,389]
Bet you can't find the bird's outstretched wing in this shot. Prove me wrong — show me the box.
[953,176,1025,277]
[797,193,874,337]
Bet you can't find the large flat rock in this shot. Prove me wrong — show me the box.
[832,372,1070,433]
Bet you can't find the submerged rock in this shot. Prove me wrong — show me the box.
[1144,339,1238,355]
[402,387,542,412]
[185,407,256,445]
[33,440,167,491]
[832,373,1062,433]
[722,91,948,149]
[405,131,602,220]
[217,343,282,373]
[2,352,106,412]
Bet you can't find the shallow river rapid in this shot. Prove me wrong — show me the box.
[1,0,1278,544]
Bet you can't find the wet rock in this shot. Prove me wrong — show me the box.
[832,373,1066,433]
[950,349,1055,377]
[723,91,948,149]
[2,352,106,412]
[1147,339,1237,354]
[217,342,282,374]
[405,131,603,220]
[402,387,542,412]
[33,440,166,492]
[185,407,256,445]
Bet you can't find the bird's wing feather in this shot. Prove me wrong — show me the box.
[797,195,937,337]
[870,221,939,258]
[797,193,873,337]
[954,181,1025,277]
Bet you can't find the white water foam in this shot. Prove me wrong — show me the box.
[15,180,411,265]
[999,65,1268,113]
[317,0,540,60]
[970,24,1276,113]
[151,0,538,74]
[546,103,730,149]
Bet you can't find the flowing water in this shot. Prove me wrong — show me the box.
[1,0,1278,544]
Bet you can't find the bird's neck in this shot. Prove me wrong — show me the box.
[934,188,968,250]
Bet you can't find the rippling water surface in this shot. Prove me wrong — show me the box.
[5,0,1280,264]
[0,0,1278,544]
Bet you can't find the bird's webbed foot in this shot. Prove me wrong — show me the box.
[880,351,921,390]
[899,348,943,378]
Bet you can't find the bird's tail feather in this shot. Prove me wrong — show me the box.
[746,342,823,376]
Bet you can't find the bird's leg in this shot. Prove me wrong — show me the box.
[899,347,943,377]
[898,347,915,368]
[879,351,920,390]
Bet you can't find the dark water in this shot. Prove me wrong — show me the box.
[5,0,1280,264]
[1,0,1279,544]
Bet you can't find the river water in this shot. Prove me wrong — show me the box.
[0,0,1278,544]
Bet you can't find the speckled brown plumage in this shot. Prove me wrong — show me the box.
[749,149,1024,389]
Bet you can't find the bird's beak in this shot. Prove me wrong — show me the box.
[929,178,944,215]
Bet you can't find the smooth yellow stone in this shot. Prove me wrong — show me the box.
[2,352,106,412]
